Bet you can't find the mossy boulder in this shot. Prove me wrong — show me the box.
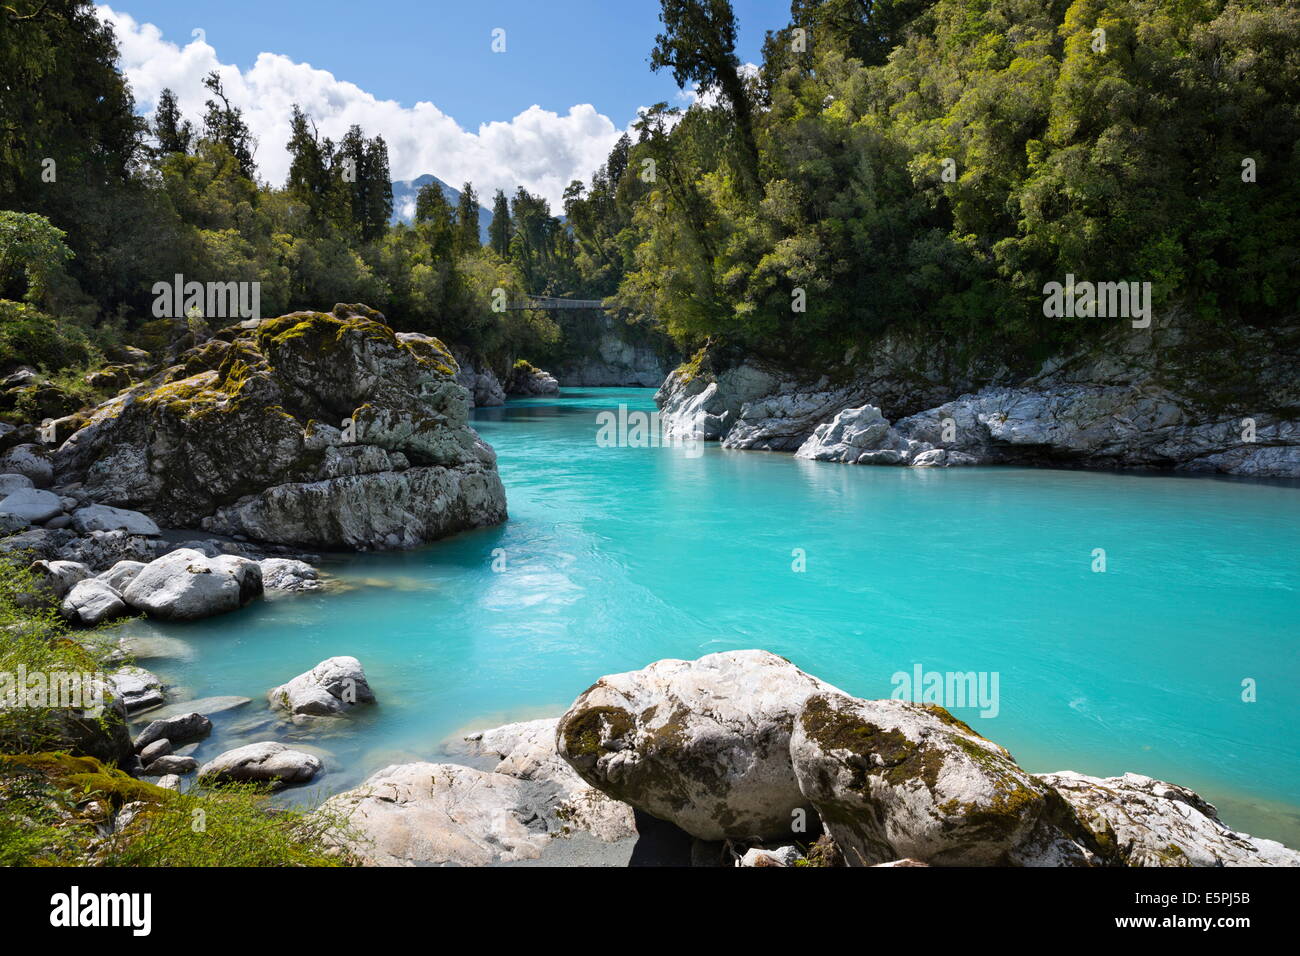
[0,752,172,808]
[555,650,841,842]
[789,693,1104,866]
[53,305,506,549]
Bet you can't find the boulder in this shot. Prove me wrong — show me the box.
[0,488,63,523]
[121,548,262,620]
[789,693,1101,866]
[317,762,559,866]
[459,718,636,843]
[60,578,129,626]
[29,559,91,599]
[1040,771,1300,867]
[505,361,560,396]
[268,656,375,717]
[0,512,27,534]
[0,444,53,487]
[0,527,75,560]
[56,305,508,550]
[142,695,249,721]
[134,712,213,750]
[70,504,161,536]
[197,741,322,790]
[97,559,146,592]
[738,846,803,867]
[155,774,182,791]
[57,530,164,571]
[258,557,322,592]
[138,738,173,763]
[105,666,164,714]
[141,754,198,776]
[555,650,840,841]
[0,473,33,496]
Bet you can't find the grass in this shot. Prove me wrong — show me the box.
[0,553,358,867]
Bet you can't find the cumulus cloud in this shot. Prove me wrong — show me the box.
[98,4,635,209]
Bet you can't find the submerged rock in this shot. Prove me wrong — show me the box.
[121,548,262,620]
[556,649,839,841]
[54,304,508,550]
[198,741,322,790]
[268,656,375,717]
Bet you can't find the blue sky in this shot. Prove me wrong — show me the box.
[108,0,791,131]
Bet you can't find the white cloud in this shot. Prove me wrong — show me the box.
[98,5,635,210]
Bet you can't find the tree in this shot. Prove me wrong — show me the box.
[153,88,193,155]
[414,180,456,262]
[201,71,256,179]
[650,0,758,191]
[488,189,512,257]
[285,105,331,227]
[331,125,393,242]
[455,182,481,253]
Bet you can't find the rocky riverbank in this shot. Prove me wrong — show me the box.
[657,314,1300,477]
[314,651,1298,867]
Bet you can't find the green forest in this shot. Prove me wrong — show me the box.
[2,0,1297,383]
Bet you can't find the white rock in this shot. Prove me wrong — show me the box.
[268,656,375,717]
[29,559,92,599]
[738,845,803,867]
[60,578,129,626]
[258,557,322,592]
[317,762,557,866]
[556,649,842,841]
[122,548,263,620]
[459,717,636,843]
[0,488,63,523]
[197,741,322,790]
[97,559,146,592]
[70,504,161,536]
[1039,771,1300,867]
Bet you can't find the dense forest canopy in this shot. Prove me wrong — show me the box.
[1,0,1297,378]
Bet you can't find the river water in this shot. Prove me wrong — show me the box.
[118,387,1300,846]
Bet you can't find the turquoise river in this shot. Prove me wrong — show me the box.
[118,387,1300,846]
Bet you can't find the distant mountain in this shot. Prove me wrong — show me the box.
[390,174,494,246]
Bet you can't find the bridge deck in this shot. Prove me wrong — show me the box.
[505,295,607,311]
